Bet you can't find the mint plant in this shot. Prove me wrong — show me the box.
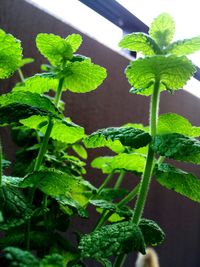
[1,13,200,267]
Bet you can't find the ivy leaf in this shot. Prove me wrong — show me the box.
[84,127,151,150]
[139,219,165,246]
[0,29,22,79]
[91,153,146,174]
[151,133,200,159]
[65,34,83,53]
[157,113,200,137]
[13,74,59,94]
[0,91,59,116]
[20,115,85,144]
[119,32,160,55]
[166,36,200,56]
[40,253,65,267]
[149,13,175,47]
[155,163,200,202]
[36,33,73,66]
[79,221,145,261]
[0,186,33,230]
[3,247,39,267]
[63,61,107,93]
[126,55,195,96]
[20,169,95,207]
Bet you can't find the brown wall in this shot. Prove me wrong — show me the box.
[1,1,200,266]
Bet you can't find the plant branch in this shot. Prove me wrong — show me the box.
[114,78,161,267]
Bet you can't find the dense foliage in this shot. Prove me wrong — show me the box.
[1,13,200,266]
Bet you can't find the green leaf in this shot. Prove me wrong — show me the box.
[3,247,39,267]
[20,115,85,144]
[65,34,82,53]
[149,13,175,47]
[13,74,59,94]
[157,113,200,137]
[166,36,200,56]
[84,127,151,150]
[63,61,107,93]
[91,153,146,174]
[119,32,160,55]
[90,199,132,218]
[72,143,88,159]
[40,253,65,267]
[0,91,59,115]
[20,169,95,207]
[2,175,22,187]
[20,57,34,68]
[0,186,33,230]
[155,163,200,202]
[36,33,73,66]
[79,221,145,260]
[126,55,195,96]
[99,188,128,201]
[55,195,88,218]
[151,133,200,159]
[0,29,22,79]
[139,219,165,246]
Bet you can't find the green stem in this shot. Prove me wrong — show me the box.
[97,172,114,194]
[114,78,161,267]
[25,77,65,250]
[114,170,125,189]
[114,254,127,267]
[18,68,25,83]
[93,184,139,231]
[132,78,160,224]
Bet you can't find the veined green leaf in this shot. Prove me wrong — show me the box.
[0,103,54,125]
[157,113,200,137]
[13,74,59,94]
[91,153,146,174]
[63,61,107,93]
[149,13,175,47]
[139,219,165,246]
[0,29,22,79]
[155,163,200,202]
[84,127,151,150]
[36,33,73,66]
[0,186,33,230]
[3,247,39,267]
[55,195,88,218]
[20,115,85,144]
[151,133,200,159]
[166,36,200,56]
[40,253,65,267]
[119,32,160,55]
[0,91,59,115]
[65,34,82,53]
[20,169,95,206]
[90,199,132,218]
[79,221,145,260]
[126,55,195,96]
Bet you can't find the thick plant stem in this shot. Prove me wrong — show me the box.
[25,78,64,250]
[114,78,160,267]
[132,78,160,224]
